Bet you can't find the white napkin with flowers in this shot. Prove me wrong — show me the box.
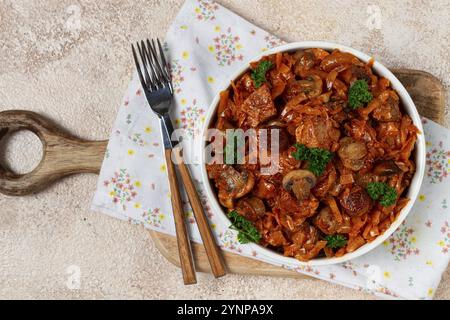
[92,0,450,299]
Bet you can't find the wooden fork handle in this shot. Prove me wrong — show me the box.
[173,148,226,278]
[0,110,107,196]
[164,149,197,285]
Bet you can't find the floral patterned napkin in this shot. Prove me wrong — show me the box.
[91,0,450,299]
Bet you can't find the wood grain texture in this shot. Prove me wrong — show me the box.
[173,147,227,278]
[164,149,197,285]
[0,110,107,196]
[392,69,445,123]
[0,69,445,279]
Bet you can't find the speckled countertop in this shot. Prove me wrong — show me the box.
[0,0,449,299]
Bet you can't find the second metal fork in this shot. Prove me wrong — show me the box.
[132,39,226,284]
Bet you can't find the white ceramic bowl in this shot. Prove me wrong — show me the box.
[200,41,426,266]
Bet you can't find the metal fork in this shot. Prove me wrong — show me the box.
[132,39,226,284]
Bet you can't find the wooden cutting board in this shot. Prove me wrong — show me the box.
[0,69,445,278]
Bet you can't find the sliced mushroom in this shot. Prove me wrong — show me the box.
[319,51,362,72]
[308,48,330,62]
[236,196,266,222]
[218,190,234,208]
[293,50,315,76]
[214,166,255,208]
[338,137,367,171]
[285,75,323,99]
[372,159,401,176]
[282,169,317,201]
[266,120,287,128]
[313,206,351,235]
[234,169,255,198]
[354,172,377,188]
[339,186,373,217]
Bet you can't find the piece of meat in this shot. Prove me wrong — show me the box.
[278,211,307,232]
[266,230,289,247]
[274,189,303,215]
[258,125,291,157]
[238,84,277,128]
[268,63,294,98]
[345,65,373,84]
[253,178,276,199]
[295,115,340,150]
[376,121,401,147]
[233,72,254,102]
[344,119,377,143]
[326,99,348,122]
[372,91,401,122]
[291,223,319,247]
[275,189,319,218]
[287,223,328,261]
[312,163,338,198]
[272,146,301,177]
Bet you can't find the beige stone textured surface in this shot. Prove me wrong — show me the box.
[0,0,449,299]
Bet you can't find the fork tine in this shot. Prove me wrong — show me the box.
[152,39,169,83]
[132,44,147,92]
[136,41,153,90]
[144,40,162,89]
[156,38,171,81]
[147,39,165,85]
[156,38,173,93]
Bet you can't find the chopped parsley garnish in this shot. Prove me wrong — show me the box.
[325,234,347,249]
[227,210,261,244]
[251,60,274,88]
[291,143,334,176]
[348,79,373,109]
[366,182,397,207]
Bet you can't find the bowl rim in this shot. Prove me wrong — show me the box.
[199,41,426,266]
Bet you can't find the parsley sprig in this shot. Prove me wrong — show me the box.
[251,60,274,88]
[227,210,261,244]
[366,182,397,207]
[348,79,373,109]
[325,234,347,249]
[291,143,334,176]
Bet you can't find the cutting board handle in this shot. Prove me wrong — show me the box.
[0,110,107,196]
